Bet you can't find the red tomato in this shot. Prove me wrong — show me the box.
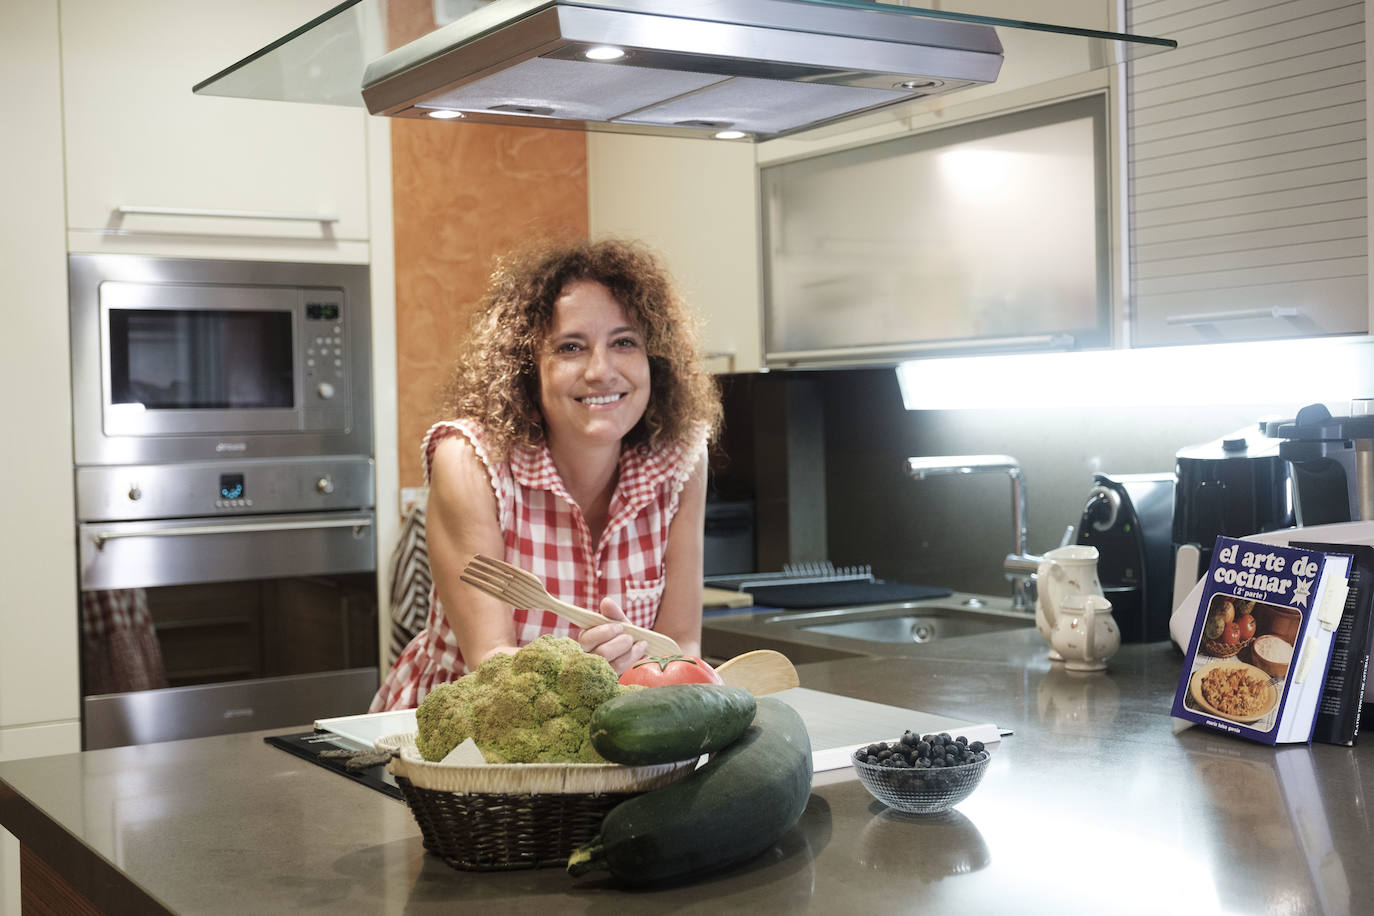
[1223,621,1241,646]
[1238,614,1256,642]
[618,654,723,687]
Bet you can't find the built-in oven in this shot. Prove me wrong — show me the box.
[68,254,380,749]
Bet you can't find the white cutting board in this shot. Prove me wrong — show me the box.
[316,688,999,772]
[772,687,1000,770]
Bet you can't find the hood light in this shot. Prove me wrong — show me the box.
[714,130,748,140]
[897,79,943,91]
[426,109,465,119]
[584,45,626,61]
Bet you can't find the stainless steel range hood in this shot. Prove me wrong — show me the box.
[361,0,1004,140]
[195,0,1176,143]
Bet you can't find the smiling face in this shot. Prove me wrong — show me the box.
[537,279,651,454]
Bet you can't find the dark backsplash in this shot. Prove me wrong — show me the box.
[712,367,1287,596]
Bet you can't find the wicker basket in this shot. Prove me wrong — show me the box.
[378,733,694,871]
[1201,635,1253,659]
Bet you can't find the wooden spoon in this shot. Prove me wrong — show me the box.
[715,650,799,696]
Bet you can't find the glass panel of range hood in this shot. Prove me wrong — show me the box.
[194,0,1175,142]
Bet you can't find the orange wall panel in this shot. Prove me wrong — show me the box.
[391,119,588,488]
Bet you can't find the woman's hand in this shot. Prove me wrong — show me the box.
[578,597,648,674]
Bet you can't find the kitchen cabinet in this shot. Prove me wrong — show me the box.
[586,2,1133,370]
[760,94,1112,364]
[0,2,81,751]
[60,0,371,261]
[594,1,1373,362]
[1126,0,1368,346]
[2,4,79,914]
[588,134,762,373]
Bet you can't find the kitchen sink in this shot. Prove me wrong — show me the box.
[701,592,1038,663]
[797,607,1031,644]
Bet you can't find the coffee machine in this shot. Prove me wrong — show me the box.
[1171,423,1293,595]
[1077,473,1175,643]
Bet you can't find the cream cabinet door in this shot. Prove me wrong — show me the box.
[1126,0,1368,345]
[588,134,762,374]
[61,0,369,249]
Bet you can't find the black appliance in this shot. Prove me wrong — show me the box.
[1077,473,1175,643]
[1171,424,1293,589]
[1274,401,1374,526]
[704,500,756,577]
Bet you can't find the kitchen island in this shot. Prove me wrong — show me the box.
[3,627,1371,914]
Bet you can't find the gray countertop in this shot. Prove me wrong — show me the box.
[4,628,1373,914]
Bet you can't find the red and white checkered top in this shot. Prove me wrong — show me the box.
[370,418,705,712]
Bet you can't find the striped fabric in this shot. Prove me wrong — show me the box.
[387,496,432,667]
[369,418,705,712]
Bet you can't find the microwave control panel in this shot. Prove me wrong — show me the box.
[302,289,348,431]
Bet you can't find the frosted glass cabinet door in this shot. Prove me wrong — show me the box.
[761,95,1110,364]
[61,0,370,244]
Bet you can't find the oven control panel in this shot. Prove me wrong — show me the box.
[75,457,376,522]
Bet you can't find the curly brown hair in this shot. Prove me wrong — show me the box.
[444,237,722,462]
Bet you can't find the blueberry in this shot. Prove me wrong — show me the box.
[969,740,985,753]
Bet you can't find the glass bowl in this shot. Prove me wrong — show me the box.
[852,749,990,815]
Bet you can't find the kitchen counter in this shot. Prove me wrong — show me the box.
[3,629,1372,914]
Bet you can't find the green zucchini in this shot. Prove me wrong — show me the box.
[568,696,813,885]
[589,684,756,766]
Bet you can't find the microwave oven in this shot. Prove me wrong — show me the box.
[69,254,372,465]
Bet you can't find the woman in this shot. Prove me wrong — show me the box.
[371,238,722,711]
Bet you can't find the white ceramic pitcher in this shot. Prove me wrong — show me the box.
[1035,544,1106,661]
[1045,593,1120,672]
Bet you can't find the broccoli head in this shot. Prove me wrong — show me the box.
[413,635,639,763]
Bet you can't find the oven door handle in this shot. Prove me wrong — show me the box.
[90,515,373,550]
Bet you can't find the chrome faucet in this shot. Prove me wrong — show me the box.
[904,454,1039,613]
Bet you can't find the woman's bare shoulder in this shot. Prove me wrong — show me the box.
[431,433,490,489]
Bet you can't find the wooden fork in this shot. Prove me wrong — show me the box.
[460,553,683,657]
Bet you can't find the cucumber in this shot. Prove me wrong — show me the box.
[589,684,755,766]
[568,696,813,886]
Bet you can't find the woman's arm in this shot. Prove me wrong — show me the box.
[426,435,520,667]
[649,452,708,658]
